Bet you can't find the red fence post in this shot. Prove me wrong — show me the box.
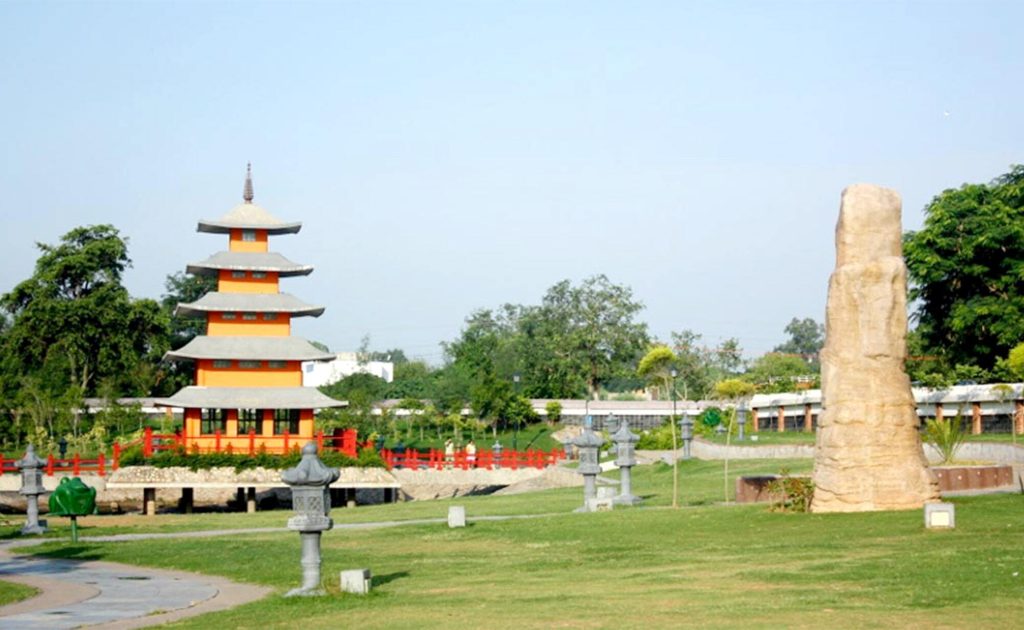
[112,443,121,471]
[316,430,324,453]
[214,429,222,453]
[143,427,154,458]
[97,452,106,477]
[72,453,80,476]
[46,455,54,477]
[249,430,256,456]
[0,455,4,474]
[382,449,393,470]
[283,430,290,454]
[342,428,357,458]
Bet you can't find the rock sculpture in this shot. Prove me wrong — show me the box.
[811,184,939,512]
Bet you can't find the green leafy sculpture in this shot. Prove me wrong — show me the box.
[48,477,96,542]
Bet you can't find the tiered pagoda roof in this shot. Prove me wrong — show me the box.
[175,292,325,318]
[197,202,302,234]
[186,251,313,276]
[157,386,343,410]
[165,336,333,362]
[157,166,341,413]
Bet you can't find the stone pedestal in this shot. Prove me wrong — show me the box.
[811,184,939,512]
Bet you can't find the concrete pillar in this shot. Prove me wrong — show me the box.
[247,487,257,513]
[1015,400,1024,435]
[346,487,356,508]
[971,402,982,435]
[777,406,786,432]
[143,488,157,516]
[804,404,813,432]
[751,408,759,433]
[236,487,245,511]
[180,487,194,514]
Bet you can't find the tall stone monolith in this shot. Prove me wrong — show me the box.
[811,184,939,513]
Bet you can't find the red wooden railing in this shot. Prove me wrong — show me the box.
[379,447,565,471]
[140,427,362,458]
[2,429,556,477]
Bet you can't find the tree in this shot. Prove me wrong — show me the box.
[0,225,169,397]
[904,166,1024,370]
[744,353,815,393]
[1007,343,1024,381]
[669,330,743,400]
[773,317,825,364]
[637,345,677,400]
[162,272,217,349]
[542,275,648,398]
[637,344,681,508]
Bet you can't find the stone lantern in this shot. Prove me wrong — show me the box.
[736,403,747,441]
[679,413,695,460]
[571,417,605,512]
[492,441,503,469]
[281,442,340,597]
[611,417,641,506]
[16,444,47,535]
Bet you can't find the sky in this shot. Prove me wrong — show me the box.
[1,1,1021,365]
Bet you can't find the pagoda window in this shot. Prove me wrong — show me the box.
[268,360,286,369]
[262,312,278,320]
[243,312,258,321]
[238,408,262,434]
[213,359,232,368]
[231,270,246,279]
[241,229,257,242]
[222,312,237,320]
[200,408,228,434]
[274,409,300,435]
[252,271,267,279]
[239,360,262,369]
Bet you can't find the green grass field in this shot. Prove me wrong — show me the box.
[0,579,37,606]
[11,458,1024,628]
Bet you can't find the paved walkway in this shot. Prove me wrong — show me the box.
[0,513,555,628]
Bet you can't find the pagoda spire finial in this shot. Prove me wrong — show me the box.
[243,162,254,204]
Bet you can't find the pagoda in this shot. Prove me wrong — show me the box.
[157,166,342,453]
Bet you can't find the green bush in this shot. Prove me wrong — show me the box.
[766,470,814,512]
[636,419,676,450]
[131,446,378,472]
[925,415,966,464]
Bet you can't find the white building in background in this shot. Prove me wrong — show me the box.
[301,352,394,387]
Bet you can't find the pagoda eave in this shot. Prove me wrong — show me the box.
[186,251,313,277]
[154,386,345,410]
[165,336,335,363]
[175,292,325,318]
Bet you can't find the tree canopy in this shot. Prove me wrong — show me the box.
[904,165,1024,371]
[1,225,169,397]
[773,317,825,363]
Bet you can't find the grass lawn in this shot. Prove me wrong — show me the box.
[22,493,1024,629]
[5,458,812,538]
[10,457,1024,628]
[701,432,817,445]
[0,579,37,606]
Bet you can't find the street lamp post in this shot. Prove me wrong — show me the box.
[670,367,679,509]
[512,373,521,452]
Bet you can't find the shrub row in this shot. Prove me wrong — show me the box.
[118,444,385,472]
